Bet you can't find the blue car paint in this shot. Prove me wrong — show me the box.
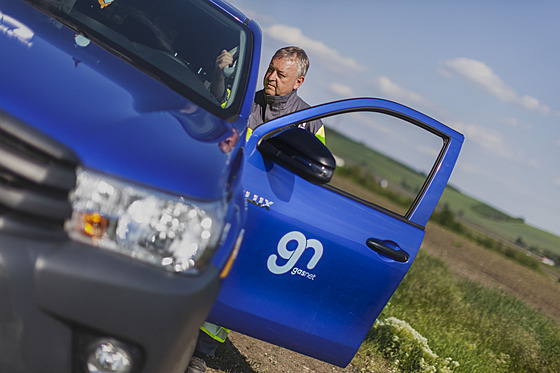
[1,2,238,200]
[0,0,256,371]
[208,98,463,366]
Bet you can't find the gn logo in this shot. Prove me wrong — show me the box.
[267,231,323,280]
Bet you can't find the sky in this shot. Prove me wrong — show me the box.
[228,0,560,236]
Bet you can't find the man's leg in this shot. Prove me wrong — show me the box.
[186,322,230,373]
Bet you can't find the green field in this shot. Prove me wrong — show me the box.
[353,251,560,373]
[325,127,560,260]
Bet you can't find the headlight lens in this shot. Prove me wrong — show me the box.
[65,168,225,273]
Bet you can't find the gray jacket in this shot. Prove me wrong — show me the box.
[248,89,323,134]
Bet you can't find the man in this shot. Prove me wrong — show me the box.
[187,46,324,373]
[246,46,325,143]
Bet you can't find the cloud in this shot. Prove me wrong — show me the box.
[495,116,533,130]
[555,178,560,189]
[457,161,535,200]
[352,112,397,137]
[454,121,513,159]
[373,76,432,108]
[236,8,274,24]
[457,161,485,176]
[454,121,540,168]
[440,58,551,115]
[329,83,355,97]
[263,24,367,73]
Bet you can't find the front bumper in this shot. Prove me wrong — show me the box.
[0,232,221,373]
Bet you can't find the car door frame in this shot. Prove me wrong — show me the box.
[247,97,463,227]
[208,97,464,366]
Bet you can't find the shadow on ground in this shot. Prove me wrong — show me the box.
[206,338,258,373]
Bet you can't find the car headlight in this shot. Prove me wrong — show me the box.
[65,168,226,273]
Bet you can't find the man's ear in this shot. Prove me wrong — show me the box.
[293,75,305,90]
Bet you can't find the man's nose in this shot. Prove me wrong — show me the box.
[268,70,277,80]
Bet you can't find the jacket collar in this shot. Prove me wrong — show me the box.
[264,89,298,109]
[262,89,298,123]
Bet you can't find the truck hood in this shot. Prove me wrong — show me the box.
[0,0,241,200]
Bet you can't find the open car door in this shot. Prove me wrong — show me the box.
[207,98,464,367]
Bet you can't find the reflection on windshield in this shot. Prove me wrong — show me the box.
[218,128,239,153]
[171,103,228,141]
[32,0,250,120]
[0,10,34,47]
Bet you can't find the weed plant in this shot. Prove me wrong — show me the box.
[356,250,560,372]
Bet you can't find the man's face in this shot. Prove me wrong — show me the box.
[263,57,304,96]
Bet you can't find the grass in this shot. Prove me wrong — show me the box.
[354,250,560,372]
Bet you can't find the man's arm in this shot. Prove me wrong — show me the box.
[210,50,234,105]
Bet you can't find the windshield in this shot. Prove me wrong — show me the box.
[30,0,252,121]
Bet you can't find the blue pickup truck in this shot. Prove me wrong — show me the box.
[0,0,463,372]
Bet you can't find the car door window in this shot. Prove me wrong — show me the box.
[324,111,444,217]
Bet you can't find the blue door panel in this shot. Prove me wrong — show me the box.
[208,153,425,366]
[209,98,463,367]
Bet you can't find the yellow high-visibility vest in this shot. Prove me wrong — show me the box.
[200,322,230,343]
[246,125,326,144]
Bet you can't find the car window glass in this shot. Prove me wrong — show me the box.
[323,111,444,217]
[30,0,251,120]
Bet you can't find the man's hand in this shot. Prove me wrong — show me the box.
[215,50,233,72]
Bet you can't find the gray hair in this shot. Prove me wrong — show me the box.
[272,46,310,77]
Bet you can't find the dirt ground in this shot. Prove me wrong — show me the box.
[204,222,560,373]
[205,332,368,373]
[422,222,560,323]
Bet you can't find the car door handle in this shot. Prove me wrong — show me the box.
[366,239,409,263]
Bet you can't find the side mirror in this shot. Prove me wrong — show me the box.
[258,127,335,184]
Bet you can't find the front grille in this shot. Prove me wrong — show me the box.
[0,110,79,235]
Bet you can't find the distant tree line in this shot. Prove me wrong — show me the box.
[432,204,542,271]
[517,237,560,267]
[471,204,525,223]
